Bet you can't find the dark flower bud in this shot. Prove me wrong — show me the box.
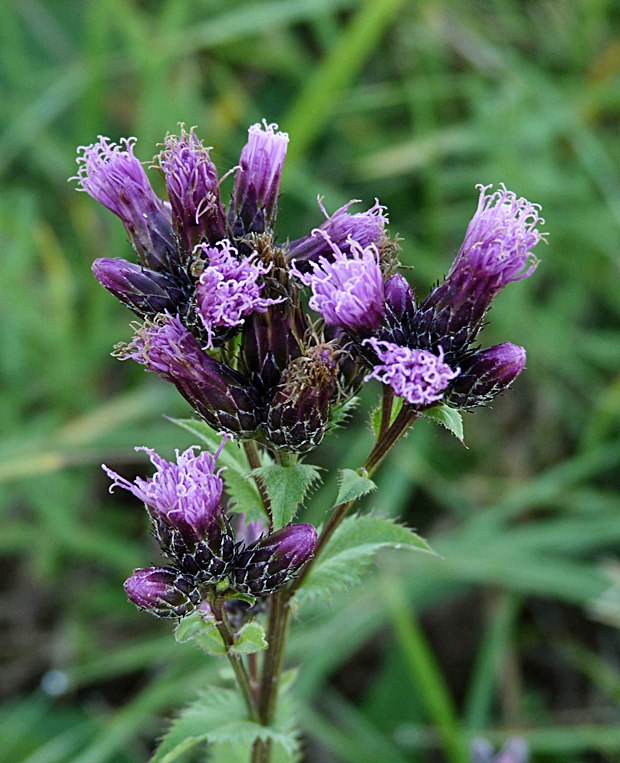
[231,121,289,235]
[105,443,236,583]
[157,127,227,256]
[383,273,417,347]
[232,523,317,597]
[288,198,387,272]
[92,258,185,319]
[264,343,339,454]
[411,185,542,362]
[73,137,174,271]
[446,343,526,409]
[117,314,264,438]
[124,567,200,618]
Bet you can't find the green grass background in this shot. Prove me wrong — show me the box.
[3,0,620,761]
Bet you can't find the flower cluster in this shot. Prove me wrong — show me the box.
[105,444,316,618]
[76,121,541,618]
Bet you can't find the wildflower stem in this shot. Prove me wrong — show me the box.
[211,597,259,722]
[379,383,394,438]
[243,440,272,526]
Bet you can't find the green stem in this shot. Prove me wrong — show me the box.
[211,598,259,723]
[243,441,272,528]
[379,383,394,438]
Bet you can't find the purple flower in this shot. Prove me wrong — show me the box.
[117,313,263,437]
[288,198,388,270]
[412,184,542,360]
[195,239,282,347]
[92,258,185,318]
[471,737,528,763]
[124,567,199,619]
[292,233,385,334]
[104,444,225,538]
[363,338,459,407]
[157,127,226,253]
[232,523,317,597]
[231,121,289,234]
[447,342,526,409]
[73,137,174,271]
[236,514,266,546]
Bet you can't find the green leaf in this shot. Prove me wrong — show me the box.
[422,404,464,443]
[169,418,267,521]
[252,463,322,530]
[296,514,434,605]
[174,610,216,644]
[194,628,227,656]
[336,469,376,505]
[231,621,268,654]
[328,396,359,432]
[150,687,299,763]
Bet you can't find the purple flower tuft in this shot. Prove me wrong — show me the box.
[236,514,266,546]
[292,233,385,334]
[103,443,226,538]
[363,338,459,407]
[451,183,542,288]
[124,567,199,619]
[117,313,263,437]
[158,127,226,252]
[288,198,388,269]
[232,121,289,233]
[195,239,283,347]
[73,137,174,270]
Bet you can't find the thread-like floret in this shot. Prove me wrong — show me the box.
[195,240,283,347]
[292,233,385,333]
[363,338,459,406]
[103,443,226,537]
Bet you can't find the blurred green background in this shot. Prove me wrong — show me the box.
[4,0,620,761]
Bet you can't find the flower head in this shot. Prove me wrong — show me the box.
[124,567,199,619]
[195,239,282,347]
[92,258,184,319]
[454,183,542,288]
[104,444,226,538]
[232,523,317,597]
[292,233,385,334]
[117,314,263,437]
[288,198,388,269]
[447,342,526,409]
[74,137,174,270]
[232,121,289,234]
[363,338,459,407]
[157,127,226,252]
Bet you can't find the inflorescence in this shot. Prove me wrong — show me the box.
[74,121,542,618]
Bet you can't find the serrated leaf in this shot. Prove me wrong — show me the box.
[252,463,322,530]
[422,403,464,443]
[174,610,216,643]
[370,394,403,437]
[328,396,359,432]
[296,514,434,605]
[231,621,268,654]
[169,418,267,521]
[151,686,298,763]
[336,469,376,505]
[194,628,227,656]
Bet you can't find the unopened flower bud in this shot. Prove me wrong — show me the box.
[157,127,227,255]
[124,567,200,618]
[117,314,263,438]
[413,185,542,360]
[264,344,339,453]
[232,523,317,596]
[288,199,387,271]
[73,137,174,271]
[446,342,526,409]
[105,444,236,583]
[292,234,385,335]
[92,258,185,318]
[383,273,417,346]
[231,121,289,235]
[363,338,459,408]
